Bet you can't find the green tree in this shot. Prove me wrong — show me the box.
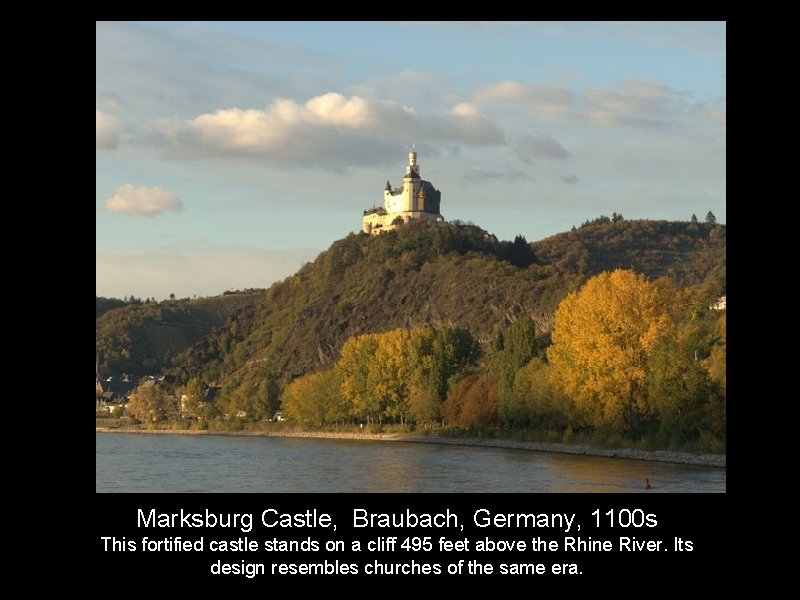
[511,358,572,430]
[406,326,481,425]
[502,235,535,268]
[704,313,726,397]
[646,336,720,445]
[705,211,717,225]
[262,373,282,420]
[490,314,538,426]
[406,327,438,424]
[226,372,281,421]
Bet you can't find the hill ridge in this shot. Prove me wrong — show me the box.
[97,218,726,399]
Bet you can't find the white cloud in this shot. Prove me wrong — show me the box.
[512,134,571,163]
[477,81,575,120]
[451,102,479,117]
[96,245,318,300]
[477,79,726,132]
[96,109,121,149]
[304,93,375,127]
[583,80,680,128]
[104,184,184,217]
[160,92,504,169]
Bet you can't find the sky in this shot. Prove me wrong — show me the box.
[96,21,726,300]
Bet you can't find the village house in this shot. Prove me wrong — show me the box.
[95,371,135,413]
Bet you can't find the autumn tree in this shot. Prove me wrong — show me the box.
[127,382,172,422]
[338,333,381,423]
[281,368,346,426]
[442,375,499,428]
[336,326,480,426]
[547,269,673,430]
[369,328,412,424]
[340,329,416,425]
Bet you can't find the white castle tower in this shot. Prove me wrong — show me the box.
[362,147,444,234]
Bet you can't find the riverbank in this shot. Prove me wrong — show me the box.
[95,426,725,468]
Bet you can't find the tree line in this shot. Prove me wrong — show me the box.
[117,259,724,451]
[283,326,481,427]
[279,269,725,450]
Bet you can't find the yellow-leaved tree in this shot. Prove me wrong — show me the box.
[369,328,412,425]
[281,368,345,426]
[338,333,381,423]
[547,269,673,430]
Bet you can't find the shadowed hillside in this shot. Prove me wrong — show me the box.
[163,219,724,400]
[96,291,263,376]
[533,217,725,288]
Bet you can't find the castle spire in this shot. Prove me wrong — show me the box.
[406,145,419,177]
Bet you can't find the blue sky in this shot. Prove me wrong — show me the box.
[96,21,726,300]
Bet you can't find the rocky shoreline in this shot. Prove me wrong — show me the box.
[95,427,725,468]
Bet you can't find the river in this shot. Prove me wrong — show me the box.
[95,432,725,493]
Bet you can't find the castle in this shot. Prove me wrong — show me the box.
[362,148,444,234]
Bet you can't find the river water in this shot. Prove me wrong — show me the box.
[95,433,725,493]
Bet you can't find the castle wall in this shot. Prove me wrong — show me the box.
[363,210,444,234]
